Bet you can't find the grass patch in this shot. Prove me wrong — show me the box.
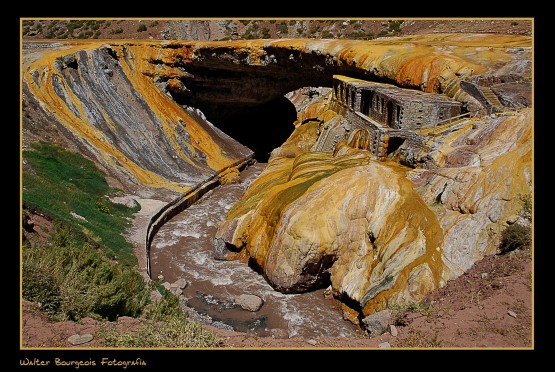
[22,141,140,266]
[395,328,443,348]
[98,290,225,348]
[389,300,435,320]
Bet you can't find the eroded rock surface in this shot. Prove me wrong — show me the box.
[217,145,445,315]
[213,33,532,320]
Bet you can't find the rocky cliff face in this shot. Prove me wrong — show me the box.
[23,42,254,199]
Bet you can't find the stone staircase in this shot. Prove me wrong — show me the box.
[418,114,471,137]
[478,86,504,113]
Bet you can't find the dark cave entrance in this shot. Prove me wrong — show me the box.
[199,96,298,163]
[387,136,406,156]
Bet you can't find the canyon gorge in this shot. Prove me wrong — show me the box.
[21,23,533,346]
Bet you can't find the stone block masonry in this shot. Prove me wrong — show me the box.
[315,75,463,160]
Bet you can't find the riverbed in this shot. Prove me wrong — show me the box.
[149,162,360,339]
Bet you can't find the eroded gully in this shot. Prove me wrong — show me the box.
[149,162,360,339]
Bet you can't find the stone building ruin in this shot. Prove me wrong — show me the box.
[313,75,464,161]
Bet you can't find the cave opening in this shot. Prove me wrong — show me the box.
[198,96,298,163]
[387,136,406,156]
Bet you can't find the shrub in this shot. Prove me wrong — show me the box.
[137,24,147,32]
[96,200,111,214]
[499,223,531,254]
[276,21,288,34]
[519,193,532,222]
[261,27,271,38]
[22,261,61,314]
[22,225,150,321]
[111,28,123,35]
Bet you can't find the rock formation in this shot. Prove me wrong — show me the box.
[210,34,532,320]
[22,42,254,199]
[22,33,532,323]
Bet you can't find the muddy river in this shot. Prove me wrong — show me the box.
[150,163,360,339]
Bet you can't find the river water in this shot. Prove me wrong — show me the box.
[150,162,360,339]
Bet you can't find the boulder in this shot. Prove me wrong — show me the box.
[109,195,139,209]
[218,149,444,316]
[68,334,93,346]
[234,294,264,312]
[171,278,188,290]
[362,309,395,337]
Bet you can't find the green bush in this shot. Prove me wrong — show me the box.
[137,24,147,32]
[111,28,123,35]
[22,225,150,321]
[261,27,271,38]
[95,200,111,214]
[276,21,288,34]
[499,223,531,254]
[498,192,532,254]
[22,261,61,314]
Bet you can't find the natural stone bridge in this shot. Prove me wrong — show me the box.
[136,36,531,120]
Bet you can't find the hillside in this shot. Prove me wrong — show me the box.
[21,19,532,42]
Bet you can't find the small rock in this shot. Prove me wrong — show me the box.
[150,289,162,302]
[323,285,333,299]
[70,211,88,222]
[362,309,394,337]
[235,294,264,312]
[162,282,171,291]
[109,195,138,208]
[270,328,289,339]
[378,341,391,348]
[307,339,317,346]
[157,274,164,281]
[508,310,517,318]
[506,215,519,225]
[481,273,488,279]
[171,278,188,290]
[170,288,183,296]
[68,334,93,345]
[390,324,398,337]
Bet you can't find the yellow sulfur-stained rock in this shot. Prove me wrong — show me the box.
[219,146,444,316]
